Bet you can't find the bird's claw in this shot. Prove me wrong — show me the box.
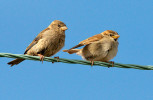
[38,54,44,64]
[106,61,114,68]
[90,60,94,67]
[54,56,59,62]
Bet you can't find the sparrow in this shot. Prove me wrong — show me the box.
[8,20,68,66]
[63,30,119,66]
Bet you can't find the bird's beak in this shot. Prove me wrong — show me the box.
[61,26,68,31]
[112,35,120,39]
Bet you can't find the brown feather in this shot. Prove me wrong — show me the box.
[24,28,50,54]
[79,34,103,45]
[69,34,103,50]
[69,44,83,49]
[7,58,25,67]
[63,49,80,54]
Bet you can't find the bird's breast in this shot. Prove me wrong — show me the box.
[103,41,118,61]
[43,34,65,56]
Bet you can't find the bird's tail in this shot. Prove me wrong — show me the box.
[7,58,25,67]
[63,49,81,54]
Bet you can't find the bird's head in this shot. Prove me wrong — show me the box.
[49,20,68,31]
[101,30,120,41]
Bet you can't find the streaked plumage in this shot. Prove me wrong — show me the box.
[8,20,68,66]
[63,30,119,66]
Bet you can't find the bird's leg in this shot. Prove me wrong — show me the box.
[110,61,114,67]
[54,56,59,62]
[90,60,94,67]
[38,54,44,64]
[105,61,114,68]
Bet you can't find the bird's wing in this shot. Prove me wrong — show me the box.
[70,34,103,49]
[24,28,50,54]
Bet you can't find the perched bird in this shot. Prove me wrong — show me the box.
[8,20,68,66]
[63,30,119,66]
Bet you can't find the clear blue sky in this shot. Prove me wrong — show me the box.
[0,0,153,100]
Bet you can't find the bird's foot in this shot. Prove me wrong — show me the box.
[105,61,114,68]
[38,54,44,64]
[90,60,94,67]
[54,56,59,62]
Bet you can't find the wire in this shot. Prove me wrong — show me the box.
[0,53,153,70]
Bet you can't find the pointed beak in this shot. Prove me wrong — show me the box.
[112,35,120,39]
[61,26,68,31]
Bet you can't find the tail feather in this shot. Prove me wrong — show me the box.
[63,49,80,54]
[7,58,25,67]
[70,44,83,49]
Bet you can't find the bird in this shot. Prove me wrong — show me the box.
[8,20,68,66]
[63,30,119,66]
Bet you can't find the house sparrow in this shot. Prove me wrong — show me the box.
[63,30,119,66]
[8,20,68,66]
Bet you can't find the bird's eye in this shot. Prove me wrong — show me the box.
[58,24,61,27]
[110,33,114,36]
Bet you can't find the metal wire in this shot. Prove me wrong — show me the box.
[0,53,153,70]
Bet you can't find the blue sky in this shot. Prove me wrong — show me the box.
[0,0,153,100]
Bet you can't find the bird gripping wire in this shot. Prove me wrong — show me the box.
[0,53,153,70]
